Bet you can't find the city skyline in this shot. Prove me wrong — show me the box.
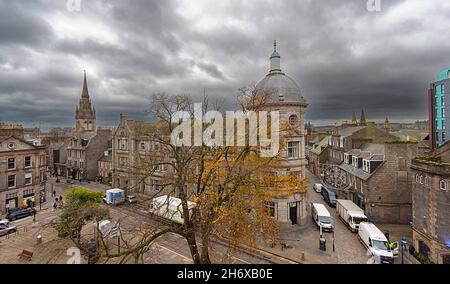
[1,0,450,129]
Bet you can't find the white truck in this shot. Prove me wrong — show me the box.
[103,189,125,206]
[358,223,394,264]
[149,195,196,224]
[336,199,368,232]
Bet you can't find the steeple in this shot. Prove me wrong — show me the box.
[270,40,282,74]
[384,117,390,131]
[359,109,367,126]
[351,112,358,125]
[82,70,89,99]
[75,71,96,133]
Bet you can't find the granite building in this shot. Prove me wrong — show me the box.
[0,124,47,214]
[411,141,450,264]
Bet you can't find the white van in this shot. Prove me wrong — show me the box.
[313,183,324,193]
[311,203,333,232]
[149,195,196,224]
[358,223,394,264]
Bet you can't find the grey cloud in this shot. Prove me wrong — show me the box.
[0,0,449,129]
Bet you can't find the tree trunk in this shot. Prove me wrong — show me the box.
[186,230,201,264]
[200,235,211,264]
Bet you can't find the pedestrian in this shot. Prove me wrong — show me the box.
[53,202,57,211]
[5,203,9,213]
[52,189,56,198]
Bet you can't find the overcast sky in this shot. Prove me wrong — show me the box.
[1,0,450,129]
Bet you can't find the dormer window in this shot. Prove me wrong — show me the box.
[363,160,370,173]
[352,157,358,168]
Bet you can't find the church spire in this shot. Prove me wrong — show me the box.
[351,112,358,124]
[75,70,96,132]
[82,70,89,99]
[359,109,367,126]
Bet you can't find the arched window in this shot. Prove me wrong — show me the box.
[289,115,298,125]
[440,180,447,191]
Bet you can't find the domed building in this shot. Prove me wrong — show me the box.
[256,41,308,225]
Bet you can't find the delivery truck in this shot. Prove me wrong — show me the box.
[336,199,368,232]
[103,189,125,205]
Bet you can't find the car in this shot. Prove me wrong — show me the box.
[313,183,324,193]
[0,223,17,237]
[6,208,36,221]
[0,219,10,227]
[126,195,137,204]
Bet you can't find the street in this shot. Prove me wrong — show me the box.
[0,174,412,264]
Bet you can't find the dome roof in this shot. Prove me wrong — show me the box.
[256,72,306,104]
[255,41,307,105]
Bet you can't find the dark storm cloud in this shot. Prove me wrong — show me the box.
[1,0,449,129]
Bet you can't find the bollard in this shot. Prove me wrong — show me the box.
[319,238,327,251]
[301,252,306,261]
[36,235,42,245]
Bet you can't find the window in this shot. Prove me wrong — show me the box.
[8,175,16,188]
[6,192,18,199]
[425,176,430,187]
[265,201,276,217]
[25,156,32,168]
[443,108,446,118]
[419,175,424,185]
[140,142,146,150]
[443,132,446,142]
[287,142,299,159]
[23,189,34,197]
[289,115,298,126]
[25,173,32,185]
[7,158,15,170]
[440,180,447,191]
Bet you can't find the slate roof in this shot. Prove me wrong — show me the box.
[310,136,330,155]
[339,163,372,181]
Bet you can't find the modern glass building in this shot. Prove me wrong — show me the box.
[429,67,450,149]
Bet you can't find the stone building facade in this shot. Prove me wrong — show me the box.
[0,125,47,214]
[338,142,419,224]
[112,114,170,195]
[255,42,308,225]
[307,136,330,176]
[98,148,112,183]
[410,141,450,264]
[66,128,111,181]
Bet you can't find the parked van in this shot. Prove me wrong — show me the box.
[358,223,394,264]
[321,187,337,207]
[336,199,368,232]
[311,203,334,232]
[313,183,324,193]
[149,195,196,224]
